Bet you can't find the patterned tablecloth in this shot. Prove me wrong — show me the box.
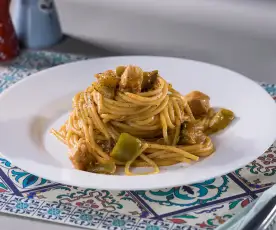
[0,51,276,230]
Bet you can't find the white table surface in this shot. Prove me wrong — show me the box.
[55,0,276,84]
[0,213,78,230]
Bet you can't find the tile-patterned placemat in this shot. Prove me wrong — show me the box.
[0,51,276,230]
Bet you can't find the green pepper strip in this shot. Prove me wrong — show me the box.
[125,143,149,175]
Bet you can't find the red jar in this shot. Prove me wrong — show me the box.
[0,0,19,61]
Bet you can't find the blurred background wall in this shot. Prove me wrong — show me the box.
[14,0,276,83]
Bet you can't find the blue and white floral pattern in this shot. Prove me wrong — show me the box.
[67,208,107,227]
[2,196,43,215]
[100,213,140,230]
[136,219,173,230]
[0,194,12,209]
[36,202,75,221]
[0,194,196,230]
[8,168,48,189]
[137,176,229,207]
[0,157,12,169]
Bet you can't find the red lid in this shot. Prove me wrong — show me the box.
[0,0,19,61]
[0,0,10,13]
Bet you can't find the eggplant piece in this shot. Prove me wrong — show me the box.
[185,91,210,116]
[95,70,120,88]
[142,70,158,91]
[93,82,115,99]
[179,122,207,145]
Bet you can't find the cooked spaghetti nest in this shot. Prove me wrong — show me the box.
[51,65,234,175]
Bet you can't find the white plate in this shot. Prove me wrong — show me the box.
[0,56,275,190]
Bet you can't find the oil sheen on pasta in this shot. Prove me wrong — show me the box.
[51,65,235,175]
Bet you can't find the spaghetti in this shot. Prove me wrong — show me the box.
[51,65,234,175]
